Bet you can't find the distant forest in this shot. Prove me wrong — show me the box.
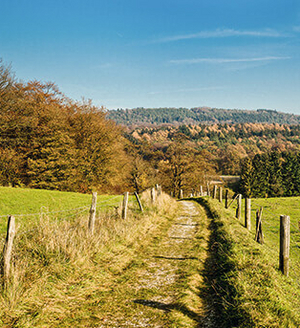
[107,107,300,126]
[126,123,300,175]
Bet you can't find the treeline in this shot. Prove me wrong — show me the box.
[108,107,300,126]
[0,60,218,195]
[240,151,300,198]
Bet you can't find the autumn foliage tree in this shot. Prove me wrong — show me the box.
[158,141,217,197]
[0,60,128,193]
[69,100,128,192]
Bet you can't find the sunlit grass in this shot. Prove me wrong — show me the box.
[206,196,300,327]
[0,187,124,234]
[0,190,178,327]
[232,196,300,282]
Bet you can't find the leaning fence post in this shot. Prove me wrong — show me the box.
[227,193,238,209]
[3,215,16,283]
[134,191,143,212]
[225,189,229,208]
[219,187,223,203]
[255,207,264,244]
[88,192,97,235]
[279,215,290,276]
[245,198,251,231]
[122,192,129,219]
[236,194,242,220]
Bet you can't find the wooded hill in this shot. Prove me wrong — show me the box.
[107,107,300,126]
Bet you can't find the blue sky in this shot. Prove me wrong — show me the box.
[1,0,300,113]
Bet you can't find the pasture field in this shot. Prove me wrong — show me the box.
[0,190,179,327]
[239,196,300,282]
[217,195,300,326]
[0,187,124,234]
[200,196,300,327]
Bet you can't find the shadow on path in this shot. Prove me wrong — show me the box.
[133,299,202,322]
[153,255,198,260]
[173,223,200,227]
[195,198,254,328]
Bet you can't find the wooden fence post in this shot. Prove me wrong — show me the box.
[213,185,217,199]
[158,185,162,197]
[179,189,183,199]
[279,215,290,276]
[219,187,223,203]
[134,191,143,212]
[227,193,238,209]
[207,183,210,197]
[236,194,242,220]
[225,189,229,208]
[245,198,251,231]
[151,187,156,203]
[3,215,16,283]
[255,207,264,244]
[122,192,129,219]
[88,192,97,234]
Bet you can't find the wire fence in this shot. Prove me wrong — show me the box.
[225,193,300,287]
[194,184,300,291]
[0,194,131,242]
[0,191,149,240]
[0,187,164,288]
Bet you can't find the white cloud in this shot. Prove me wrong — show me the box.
[169,56,291,65]
[293,26,300,32]
[94,63,113,69]
[154,28,290,43]
[149,86,225,95]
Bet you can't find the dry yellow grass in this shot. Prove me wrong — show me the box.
[0,190,179,327]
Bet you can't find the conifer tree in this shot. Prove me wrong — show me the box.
[240,157,254,197]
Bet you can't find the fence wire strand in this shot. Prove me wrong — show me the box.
[0,194,124,239]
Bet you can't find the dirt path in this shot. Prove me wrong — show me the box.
[99,201,214,327]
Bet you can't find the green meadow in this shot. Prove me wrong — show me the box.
[204,196,300,326]
[249,197,300,281]
[0,187,123,234]
[230,196,300,281]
